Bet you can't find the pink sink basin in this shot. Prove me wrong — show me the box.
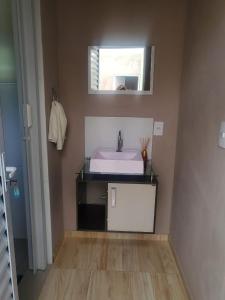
[90,148,144,174]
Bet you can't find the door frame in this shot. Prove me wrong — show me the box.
[33,0,53,266]
[11,0,53,269]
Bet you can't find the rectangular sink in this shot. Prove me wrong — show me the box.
[90,148,144,174]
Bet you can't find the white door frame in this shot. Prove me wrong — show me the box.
[33,0,53,266]
[11,0,53,269]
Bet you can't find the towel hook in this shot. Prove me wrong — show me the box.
[52,88,59,102]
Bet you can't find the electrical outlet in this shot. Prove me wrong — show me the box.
[153,121,164,136]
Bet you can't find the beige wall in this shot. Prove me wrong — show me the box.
[171,0,225,299]
[57,0,187,233]
[41,0,64,253]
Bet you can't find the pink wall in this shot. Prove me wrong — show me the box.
[57,0,187,233]
[41,0,64,253]
[171,0,225,299]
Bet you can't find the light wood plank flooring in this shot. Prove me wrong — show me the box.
[39,237,189,300]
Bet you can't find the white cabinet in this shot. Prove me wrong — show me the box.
[107,183,156,233]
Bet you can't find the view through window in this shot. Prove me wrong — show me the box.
[98,48,145,91]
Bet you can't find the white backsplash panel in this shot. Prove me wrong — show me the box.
[85,116,154,158]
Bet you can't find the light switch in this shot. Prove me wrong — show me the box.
[153,121,164,136]
[218,121,225,149]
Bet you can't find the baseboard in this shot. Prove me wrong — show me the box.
[168,236,192,300]
[64,230,168,241]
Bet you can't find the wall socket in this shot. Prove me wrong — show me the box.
[218,121,225,149]
[153,121,164,136]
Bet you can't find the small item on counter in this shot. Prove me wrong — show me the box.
[10,180,20,199]
[140,137,151,170]
[13,185,20,198]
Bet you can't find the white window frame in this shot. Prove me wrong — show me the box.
[88,45,155,95]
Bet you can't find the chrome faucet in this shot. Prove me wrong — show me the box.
[117,130,123,152]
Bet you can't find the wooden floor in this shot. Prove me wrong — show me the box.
[39,237,189,300]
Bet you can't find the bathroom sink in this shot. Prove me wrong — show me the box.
[90,148,144,174]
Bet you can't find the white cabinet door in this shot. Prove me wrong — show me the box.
[107,183,156,233]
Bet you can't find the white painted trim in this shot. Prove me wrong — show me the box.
[33,0,53,264]
[88,45,155,95]
[88,90,153,95]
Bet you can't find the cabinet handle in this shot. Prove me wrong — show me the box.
[111,187,116,207]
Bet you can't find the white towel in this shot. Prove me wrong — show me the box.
[48,100,67,150]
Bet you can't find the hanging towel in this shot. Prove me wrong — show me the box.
[48,100,67,150]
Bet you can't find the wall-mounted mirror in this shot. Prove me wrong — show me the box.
[88,46,155,95]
